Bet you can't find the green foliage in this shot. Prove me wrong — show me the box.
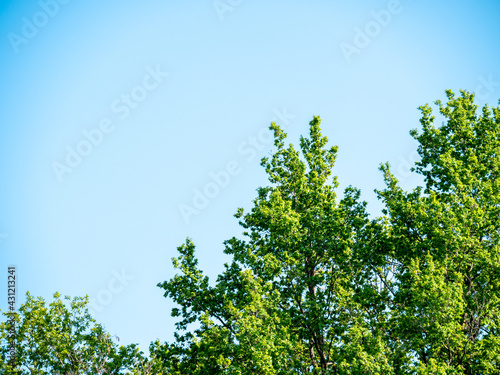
[158,91,500,374]
[3,90,499,374]
[0,292,160,374]
[377,90,500,374]
[157,116,394,374]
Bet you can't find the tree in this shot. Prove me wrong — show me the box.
[157,90,500,374]
[4,90,499,374]
[377,90,500,374]
[0,292,159,374]
[157,117,393,374]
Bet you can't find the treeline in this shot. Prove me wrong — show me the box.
[2,90,500,374]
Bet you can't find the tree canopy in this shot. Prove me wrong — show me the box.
[0,292,164,374]
[155,90,500,374]
[2,90,499,374]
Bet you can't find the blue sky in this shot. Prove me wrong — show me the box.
[1,0,500,354]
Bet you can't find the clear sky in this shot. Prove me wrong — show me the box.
[1,0,500,354]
